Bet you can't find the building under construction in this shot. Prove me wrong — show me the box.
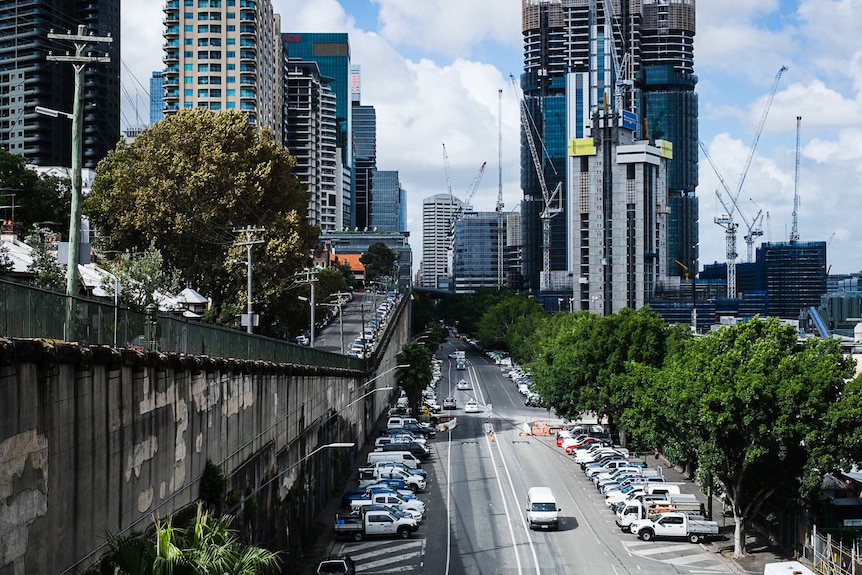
[518,0,698,301]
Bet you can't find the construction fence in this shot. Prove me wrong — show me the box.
[800,526,861,575]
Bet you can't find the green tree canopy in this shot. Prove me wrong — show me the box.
[84,108,318,336]
[476,294,545,349]
[99,241,182,312]
[0,148,72,233]
[360,242,396,287]
[396,342,433,417]
[626,318,859,557]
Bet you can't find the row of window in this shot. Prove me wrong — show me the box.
[178,0,255,7]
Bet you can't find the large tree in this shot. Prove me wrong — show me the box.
[628,318,859,557]
[84,108,318,336]
[396,342,433,417]
[360,242,396,287]
[476,294,545,349]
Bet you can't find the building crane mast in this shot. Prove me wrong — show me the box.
[496,89,505,289]
[790,115,801,242]
[447,160,487,250]
[510,74,561,291]
[700,65,786,296]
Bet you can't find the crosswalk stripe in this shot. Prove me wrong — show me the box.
[347,541,424,561]
[665,553,722,566]
[627,542,695,556]
[356,551,423,570]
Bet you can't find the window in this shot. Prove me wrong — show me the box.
[210,63,221,72]
[198,12,209,20]
[226,88,235,96]
[226,76,236,83]
[226,12,235,18]
[210,38,222,46]
[198,51,209,59]
[184,38,193,45]
[184,0,193,5]
[226,25,235,31]
[226,51,235,58]
[184,89,193,96]
[184,76,193,83]
[184,25,193,32]
[183,63,193,70]
[226,101,236,108]
[197,38,209,46]
[210,102,222,110]
[226,63,235,70]
[210,25,221,32]
[184,102,193,108]
[210,89,222,97]
[197,25,208,33]
[197,69,209,77]
[209,51,222,59]
[209,76,222,84]
[198,89,209,97]
[184,12,194,18]
[227,38,235,45]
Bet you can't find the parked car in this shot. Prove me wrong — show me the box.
[317,554,356,575]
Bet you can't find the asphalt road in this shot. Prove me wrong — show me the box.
[314,292,387,355]
[325,337,741,575]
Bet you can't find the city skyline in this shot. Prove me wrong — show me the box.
[119,0,862,276]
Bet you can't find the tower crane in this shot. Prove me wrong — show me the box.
[790,115,801,242]
[446,159,487,250]
[700,65,787,296]
[510,74,562,291]
[496,89,505,288]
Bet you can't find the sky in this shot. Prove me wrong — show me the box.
[120,0,862,276]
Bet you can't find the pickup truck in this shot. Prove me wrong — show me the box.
[350,490,426,515]
[357,466,427,492]
[333,510,419,541]
[367,461,427,479]
[629,511,719,543]
[615,496,704,532]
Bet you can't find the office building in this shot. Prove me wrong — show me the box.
[285,59,340,231]
[369,169,401,233]
[283,33,352,225]
[162,0,283,142]
[519,0,697,293]
[320,231,412,290]
[452,211,503,293]
[421,193,465,289]
[505,211,523,290]
[0,0,120,168]
[150,71,165,124]
[758,241,827,320]
[352,84,376,230]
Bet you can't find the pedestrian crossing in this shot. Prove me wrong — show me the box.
[334,538,425,574]
[622,539,734,572]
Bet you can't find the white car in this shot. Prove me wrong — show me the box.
[464,400,481,413]
[456,379,469,390]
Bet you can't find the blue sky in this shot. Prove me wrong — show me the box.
[121,0,862,275]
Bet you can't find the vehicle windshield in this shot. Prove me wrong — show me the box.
[531,503,557,512]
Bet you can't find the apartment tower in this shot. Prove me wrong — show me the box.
[421,193,465,289]
[0,0,120,168]
[162,0,283,143]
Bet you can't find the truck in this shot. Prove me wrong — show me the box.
[357,466,426,492]
[333,510,419,541]
[629,512,719,544]
[615,496,705,532]
[350,490,426,515]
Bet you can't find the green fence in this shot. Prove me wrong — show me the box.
[0,280,365,370]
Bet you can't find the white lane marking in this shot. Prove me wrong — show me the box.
[347,541,424,561]
[357,551,424,571]
[482,427,527,575]
[627,542,695,556]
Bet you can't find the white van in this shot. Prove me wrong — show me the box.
[763,563,816,575]
[367,450,421,469]
[526,486,560,530]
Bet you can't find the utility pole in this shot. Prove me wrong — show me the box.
[47,25,111,341]
[234,226,264,333]
[296,269,319,347]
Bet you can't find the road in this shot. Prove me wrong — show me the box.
[327,338,735,575]
[314,292,385,355]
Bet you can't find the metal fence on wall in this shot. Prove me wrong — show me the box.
[800,526,860,575]
[0,280,364,370]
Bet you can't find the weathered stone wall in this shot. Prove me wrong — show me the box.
[0,304,408,574]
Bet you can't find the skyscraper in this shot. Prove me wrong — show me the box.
[452,211,503,293]
[370,169,401,233]
[421,193,465,289]
[162,0,283,142]
[149,71,165,124]
[0,0,120,168]
[283,33,352,225]
[519,0,698,294]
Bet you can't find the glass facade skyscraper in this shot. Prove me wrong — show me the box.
[453,211,503,293]
[149,71,164,124]
[520,0,698,292]
[370,169,401,233]
[353,103,376,230]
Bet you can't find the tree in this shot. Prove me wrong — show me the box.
[99,241,182,312]
[360,242,396,287]
[476,294,545,348]
[84,108,318,336]
[396,342,433,417]
[86,502,280,575]
[24,229,65,291]
[0,148,72,233]
[633,318,858,557]
[0,243,13,276]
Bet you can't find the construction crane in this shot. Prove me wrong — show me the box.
[790,116,801,242]
[510,74,562,291]
[496,89,505,289]
[700,65,787,295]
[446,158,487,250]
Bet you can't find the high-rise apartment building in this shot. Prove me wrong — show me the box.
[421,193,465,289]
[150,71,165,124]
[162,0,283,143]
[283,33,352,225]
[452,211,503,293]
[285,59,340,231]
[0,0,120,168]
[519,0,697,295]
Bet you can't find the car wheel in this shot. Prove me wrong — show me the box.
[353,532,364,542]
[398,527,411,539]
[640,529,654,541]
[689,533,702,544]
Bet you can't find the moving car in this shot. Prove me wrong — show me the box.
[456,379,469,390]
[442,397,457,410]
[464,400,481,413]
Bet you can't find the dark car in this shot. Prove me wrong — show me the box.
[381,441,431,460]
[317,554,356,575]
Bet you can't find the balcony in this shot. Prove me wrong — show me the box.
[163,13,179,25]
[163,51,179,63]
[164,1,179,10]
[164,26,179,37]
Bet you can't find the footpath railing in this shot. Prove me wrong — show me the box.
[800,526,861,575]
[0,279,364,370]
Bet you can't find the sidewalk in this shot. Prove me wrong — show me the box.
[653,453,790,575]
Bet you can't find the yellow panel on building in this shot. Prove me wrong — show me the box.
[569,138,596,156]
[659,140,673,159]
